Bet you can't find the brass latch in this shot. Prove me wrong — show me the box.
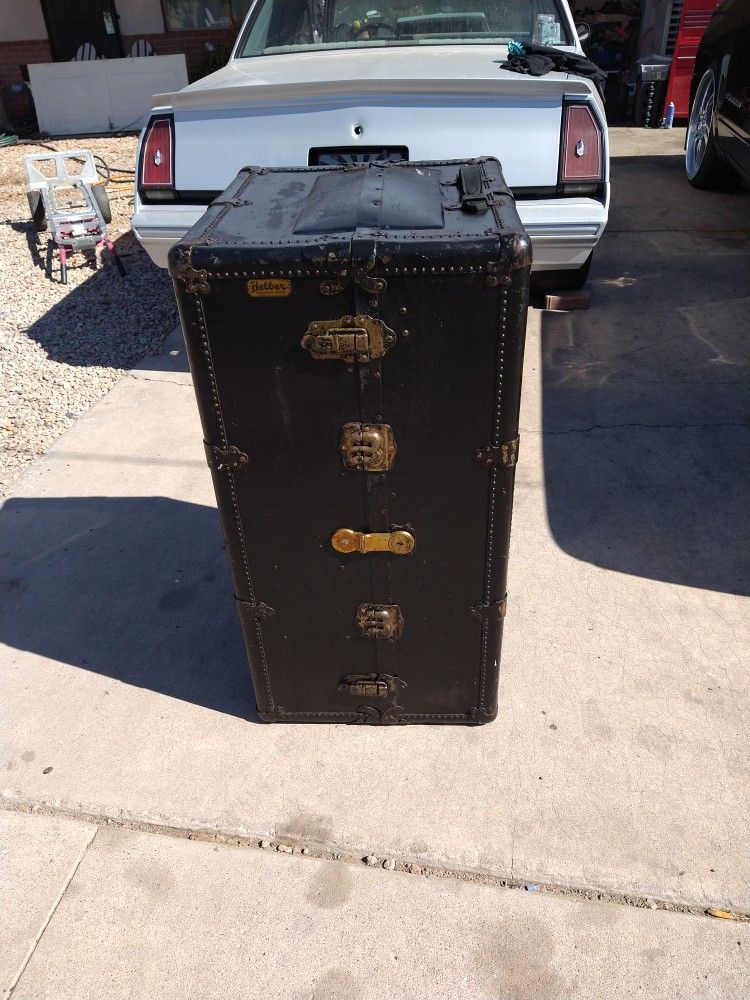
[355,603,404,640]
[331,528,415,556]
[340,423,397,472]
[339,672,406,697]
[474,436,520,469]
[301,315,396,363]
[340,674,389,697]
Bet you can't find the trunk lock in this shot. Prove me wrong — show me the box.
[331,528,415,556]
[340,422,397,472]
[301,315,395,363]
[355,604,405,641]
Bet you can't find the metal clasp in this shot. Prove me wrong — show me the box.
[340,423,397,472]
[355,604,405,640]
[301,315,396,363]
[204,442,249,472]
[331,528,415,556]
[474,436,519,469]
[339,672,406,696]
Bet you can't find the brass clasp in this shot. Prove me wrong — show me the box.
[355,604,405,640]
[331,528,415,556]
[340,423,397,472]
[301,315,396,363]
[339,672,406,697]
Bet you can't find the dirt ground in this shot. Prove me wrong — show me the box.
[0,135,177,494]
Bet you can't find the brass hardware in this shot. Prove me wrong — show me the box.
[320,278,346,296]
[474,436,519,469]
[331,528,415,556]
[485,261,511,288]
[341,675,389,697]
[468,596,508,620]
[339,672,406,697]
[204,442,249,472]
[301,315,395,363]
[236,599,275,621]
[340,423,397,472]
[354,270,387,294]
[320,253,349,295]
[355,603,404,640]
[171,251,209,295]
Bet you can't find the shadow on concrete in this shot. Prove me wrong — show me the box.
[0,495,258,720]
[541,152,750,595]
[10,220,178,370]
[607,154,750,233]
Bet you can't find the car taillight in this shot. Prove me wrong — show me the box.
[560,103,603,186]
[140,115,174,190]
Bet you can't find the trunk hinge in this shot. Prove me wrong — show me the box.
[468,596,508,620]
[320,251,350,296]
[204,442,249,472]
[236,598,275,621]
[474,436,519,469]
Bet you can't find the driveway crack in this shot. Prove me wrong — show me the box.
[544,420,745,435]
[5,823,98,998]
[2,797,747,924]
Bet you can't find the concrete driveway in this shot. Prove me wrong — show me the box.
[1,128,748,998]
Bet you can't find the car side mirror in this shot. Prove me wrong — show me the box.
[575,22,590,42]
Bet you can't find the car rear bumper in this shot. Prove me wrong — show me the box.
[132,193,609,272]
[517,194,609,271]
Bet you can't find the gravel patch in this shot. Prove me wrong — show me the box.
[0,135,178,495]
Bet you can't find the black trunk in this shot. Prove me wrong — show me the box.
[169,158,531,724]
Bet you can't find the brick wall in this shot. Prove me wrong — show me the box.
[122,28,237,80]
[0,38,53,88]
[0,28,234,91]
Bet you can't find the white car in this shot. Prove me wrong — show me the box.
[132,0,609,288]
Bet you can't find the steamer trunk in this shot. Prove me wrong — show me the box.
[169,158,530,724]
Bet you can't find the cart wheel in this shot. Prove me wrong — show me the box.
[27,191,47,233]
[91,183,112,224]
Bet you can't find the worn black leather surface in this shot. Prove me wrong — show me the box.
[169,158,530,724]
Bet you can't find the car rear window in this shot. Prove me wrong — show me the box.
[237,0,572,56]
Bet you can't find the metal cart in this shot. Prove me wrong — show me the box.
[23,148,125,284]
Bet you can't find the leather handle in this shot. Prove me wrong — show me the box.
[457,164,489,214]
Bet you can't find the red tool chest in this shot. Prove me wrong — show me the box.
[665,0,722,118]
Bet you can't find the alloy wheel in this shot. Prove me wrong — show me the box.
[686,70,715,179]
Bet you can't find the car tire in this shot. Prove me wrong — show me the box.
[686,66,737,190]
[91,183,112,224]
[532,252,592,292]
[27,190,47,232]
